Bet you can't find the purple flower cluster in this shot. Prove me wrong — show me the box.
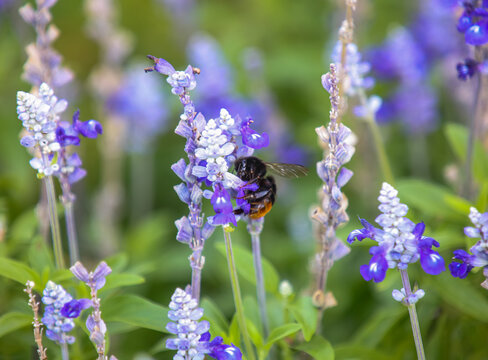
[166,287,242,360]
[17,83,102,184]
[457,0,488,46]
[19,0,73,88]
[41,281,91,344]
[331,41,374,96]
[449,207,488,288]
[348,182,445,283]
[71,261,112,354]
[146,56,269,228]
[107,64,168,152]
[368,27,438,134]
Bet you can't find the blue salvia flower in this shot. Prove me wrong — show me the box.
[348,182,446,286]
[107,63,168,153]
[19,0,73,88]
[456,0,488,45]
[17,83,66,177]
[17,83,102,183]
[331,41,375,96]
[41,281,91,344]
[166,287,242,360]
[71,261,112,355]
[312,64,354,308]
[449,207,488,289]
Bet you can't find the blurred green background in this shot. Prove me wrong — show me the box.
[1,0,488,359]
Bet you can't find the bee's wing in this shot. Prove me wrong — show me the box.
[264,162,309,178]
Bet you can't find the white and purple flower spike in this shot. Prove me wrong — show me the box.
[349,182,446,282]
[41,281,89,345]
[450,207,488,288]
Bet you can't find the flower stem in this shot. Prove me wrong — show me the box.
[400,269,425,360]
[223,227,256,360]
[248,218,270,339]
[358,89,395,185]
[43,171,65,269]
[61,342,69,360]
[63,199,79,265]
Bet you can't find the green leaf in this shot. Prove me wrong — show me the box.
[352,306,405,347]
[104,253,129,273]
[294,335,334,360]
[0,257,39,286]
[0,312,32,338]
[227,314,240,347]
[427,273,488,322]
[28,235,53,274]
[247,318,264,349]
[103,295,168,332]
[396,178,471,220]
[201,297,229,335]
[334,344,391,360]
[102,273,145,292]
[444,123,488,183]
[288,296,317,341]
[215,242,279,293]
[265,323,301,346]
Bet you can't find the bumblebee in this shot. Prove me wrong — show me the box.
[234,156,308,219]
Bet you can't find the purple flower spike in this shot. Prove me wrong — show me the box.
[360,247,388,283]
[419,247,445,275]
[450,250,476,279]
[209,343,243,360]
[61,299,92,318]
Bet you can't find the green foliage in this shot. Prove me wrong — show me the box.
[0,312,32,338]
[294,335,334,360]
[215,242,280,293]
[103,294,169,333]
[0,257,39,287]
[288,296,318,342]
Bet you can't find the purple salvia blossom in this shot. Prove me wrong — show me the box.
[17,83,66,177]
[312,64,354,308]
[146,56,211,301]
[449,207,488,289]
[368,27,438,134]
[41,281,90,344]
[331,41,375,96]
[107,63,168,152]
[71,261,112,359]
[166,287,242,360]
[146,56,269,298]
[348,182,445,298]
[19,0,73,88]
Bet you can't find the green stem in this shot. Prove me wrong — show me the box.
[43,173,65,269]
[400,270,425,360]
[358,89,395,185]
[223,227,256,360]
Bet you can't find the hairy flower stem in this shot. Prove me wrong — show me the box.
[60,172,79,264]
[400,270,426,360]
[61,342,69,360]
[464,68,482,199]
[223,227,256,360]
[358,89,395,185]
[43,161,65,269]
[248,218,270,339]
[90,286,106,360]
[63,201,79,265]
[24,281,47,360]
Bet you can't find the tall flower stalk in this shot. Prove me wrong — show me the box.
[247,218,269,338]
[348,182,446,359]
[312,64,354,333]
[223,227,256,360]
[332,0,394,184]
